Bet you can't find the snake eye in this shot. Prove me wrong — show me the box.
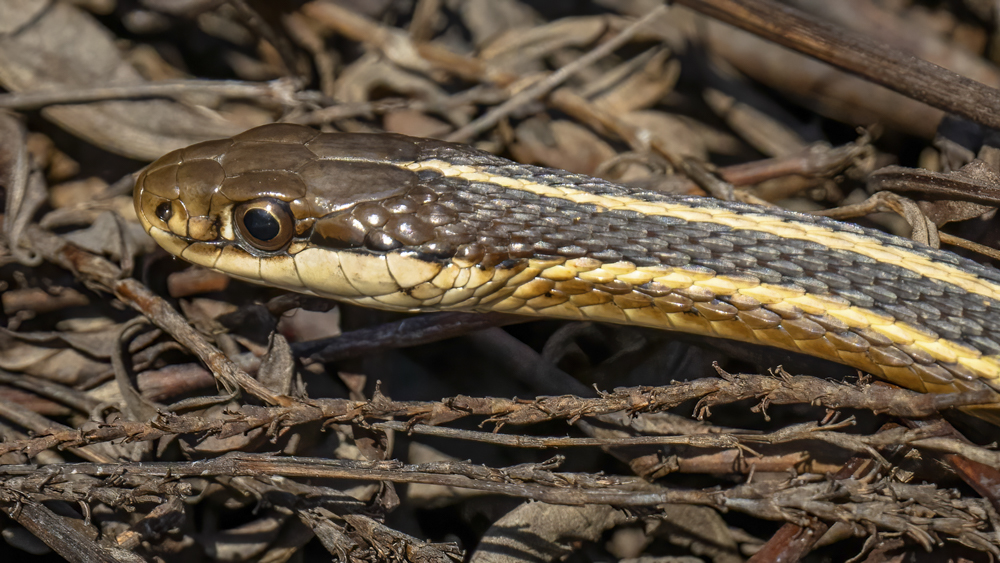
[234,199,294,252]
[155,201,173,223]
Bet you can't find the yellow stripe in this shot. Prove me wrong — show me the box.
[406,160,1000,303]
[146,217,1000,390]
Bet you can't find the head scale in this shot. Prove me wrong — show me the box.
[133,123,493,300]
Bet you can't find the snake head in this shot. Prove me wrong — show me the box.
[133,123,500,304]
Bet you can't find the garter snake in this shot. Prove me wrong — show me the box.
[134,123,1000,413]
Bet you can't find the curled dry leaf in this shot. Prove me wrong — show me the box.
[334,54,468,127]
[510,118,617,175]
[591,48,680,115]
[479,16,612,74]
[470,503,632,563]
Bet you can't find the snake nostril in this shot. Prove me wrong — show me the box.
[155,201,173,223]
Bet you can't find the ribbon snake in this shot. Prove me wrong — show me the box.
[134,123,1000,418]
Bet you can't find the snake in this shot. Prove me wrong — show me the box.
[134,123,1000,416]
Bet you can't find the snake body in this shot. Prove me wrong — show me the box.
[135,123,1000,405]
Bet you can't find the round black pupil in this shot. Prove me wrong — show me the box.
[244,208,281,241]
[155,202,172,222]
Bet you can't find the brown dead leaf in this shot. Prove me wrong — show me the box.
[592,48,680,114]
[0,1,243,159]
[510,118,617,175]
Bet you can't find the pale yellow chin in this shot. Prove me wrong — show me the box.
[140,223,502,313]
